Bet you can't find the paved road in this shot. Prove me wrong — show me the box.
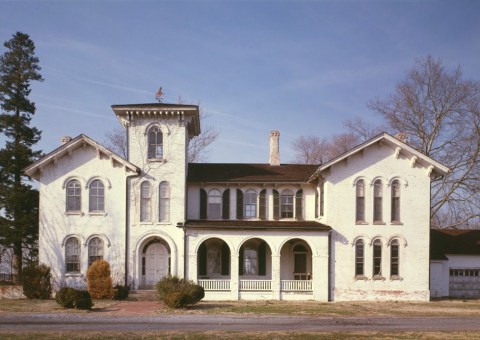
[0,314,480,332]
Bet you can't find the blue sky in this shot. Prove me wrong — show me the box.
[1,0,479,163]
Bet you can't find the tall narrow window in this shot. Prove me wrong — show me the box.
[244,189,257,219]
[88,237,104,267]
[373,179,383,223]
[159,181,170,222]
[281,189,294,218]
[273,190,280,220]
[65,237,80,272]
[89,180,104,212]
[208,189,221,219]
[390,239,400,277]
[140,181,151,222]
[243,247,257,275]
[373,239,382,276]
[259,189,267,220]
[356,180,365,223]
[66,179,81,212]
[355,239,364,277]
[391,180,401,222]
[295,189,303,220]
[147,126,163,159]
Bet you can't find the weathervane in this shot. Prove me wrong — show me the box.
[155,87,164,103]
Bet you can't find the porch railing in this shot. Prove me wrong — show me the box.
[281,280,312,291]
[240,279,271,291]
[198,279,230,291]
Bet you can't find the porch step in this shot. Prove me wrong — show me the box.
[127,289,158,301]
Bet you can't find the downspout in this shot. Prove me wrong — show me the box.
[328,229,332,302]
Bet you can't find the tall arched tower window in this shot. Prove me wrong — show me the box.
[373,179,383,223]
[147,126,163,159]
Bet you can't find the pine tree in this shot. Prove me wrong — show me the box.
[0,32,43,277]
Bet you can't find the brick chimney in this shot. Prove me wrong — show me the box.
[269,130,280,166]
[61,136,72,145]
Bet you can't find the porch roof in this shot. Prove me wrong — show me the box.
[179,220,331,231]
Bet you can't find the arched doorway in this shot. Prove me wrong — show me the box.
[140,238,170,287]
[280,239,312,280]
[198,238,230,279]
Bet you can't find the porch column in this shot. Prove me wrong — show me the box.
[312,254,329,301]
[230,252,239,300]
[271,254,281,300]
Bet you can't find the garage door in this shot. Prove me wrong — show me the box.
[449,269,480,298]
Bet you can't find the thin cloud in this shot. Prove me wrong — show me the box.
[37,103,116,121]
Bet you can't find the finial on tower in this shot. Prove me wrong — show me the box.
[155,87,164,103]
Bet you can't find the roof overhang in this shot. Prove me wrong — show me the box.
[178,220,331,232]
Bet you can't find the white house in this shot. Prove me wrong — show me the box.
[24,102,451,301]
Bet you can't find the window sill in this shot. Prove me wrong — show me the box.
[65,211,83,216]
[139,222,153,225]
[390,275,403,281]
[355,221,368,225]
[65,272,83,277]
[372,275,386,281]
[391,221,403,225]
[373,222,386,225]
[147,158,166,163]
[354,275,368,281]
[88,212,107,217]
[157,221,170,225]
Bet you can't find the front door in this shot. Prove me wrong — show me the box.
[145,243,168,286]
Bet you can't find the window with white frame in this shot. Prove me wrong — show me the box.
[140,181,152,222]
[65,237,80,272]
[89,180,104,212]
[390,239,400,277]
[373,179,383,223]
[355,239,365,277]
[281,189,294,218]
[356,180,365,223]
[147,126,163,159]
[391,180,401,223]
[88,237,104,267]
[244,189,257,218]
[243,247,257,275]
[159,181,170,222]
[373,239,382,277]
[208,189,222,219]
[66,179,81,212]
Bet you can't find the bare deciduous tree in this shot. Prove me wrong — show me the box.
[104,127,127,159]
[369,55,480,228]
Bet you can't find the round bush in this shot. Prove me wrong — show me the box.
[55,287,78,308]
[112,284,130,300]
[21,263,52,299]
[75,290,93,310]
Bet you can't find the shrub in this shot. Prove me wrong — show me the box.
[156,275,204,308]
[86,259,113,299]
[112,284,130,300]
[55,287,93,310]
[21,263,52,299]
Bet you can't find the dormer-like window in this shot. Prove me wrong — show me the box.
[147,126,163,160]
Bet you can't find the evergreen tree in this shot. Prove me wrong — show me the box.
[0,32,43,276]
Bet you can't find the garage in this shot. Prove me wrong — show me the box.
[449,268,480,298]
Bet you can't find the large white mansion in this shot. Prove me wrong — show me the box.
[25,102,456,301]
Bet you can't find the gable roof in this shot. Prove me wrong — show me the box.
[187,163,319,184]
[24,134,141,180]
[430,228,480,260]
[309,133,450,182]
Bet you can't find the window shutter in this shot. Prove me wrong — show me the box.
[273,189,280,220]
[236,189,244,219]
[222,189,230,219]
[198,243,207,276]
[221,243,230,275]
[315,189,319,218]
[259,189,267,220]
[258,242,266,276]
[200,189,207,220]
[239,246,244,275]
[295,189,303,220]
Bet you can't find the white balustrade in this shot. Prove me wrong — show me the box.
[198,279,230,291]
[281,280,312,291]
[239,280,272,291]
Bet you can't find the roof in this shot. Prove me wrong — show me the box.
[309,133,450,181]
[187,163,319,183]
[24,134,141,180]
[111,103,200,137]
[430,229,480,260]
[179,219,331,231]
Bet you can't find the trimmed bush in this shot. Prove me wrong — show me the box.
[75,290,93,310]
[156,275,204,308]
[112,284,130,300]
[55,287,93,310]
[21,263,52,299]
[86,259,113,299]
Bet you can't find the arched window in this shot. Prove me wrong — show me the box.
[373,239,382,276]
[356,180,365,223]
[244,189,257,219]
[373,179,383,223]
[66,179,81,212]
[159,181,170,222]
[88,237,104,267]
[391,180,401,222]
[89,180,104,212]
[390,239,400,277]
[208,189,222,219]
[147,126,163,159]
[281,189,294,218]
[65,237,80,272]
[140,182,151,222]
[355,239,364,277]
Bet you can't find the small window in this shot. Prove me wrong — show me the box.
[88,237,104,267]
[66,179,81,212]
[147,126,163,159]
[373,239,382,276]
[140,181,151,222]
[373,180,383,223]
[65,237,80,272]
[391,180,401,222]
[281,189,294,218]
[356,180,365,223]
[244,189,257,219]
[208,189,222,219]
[89,180,104,212]
[159,181,170,222]
[390,239,399,277]
[355,239,364,277]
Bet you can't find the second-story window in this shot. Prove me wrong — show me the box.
[159,181,170,222]
[66,179,81,212]
[147,126,163,159]
[89,180,104,213]
[259,189,267,220]
[373,239,382,277]
[391,180,401,223]
[140,181,151,222]
[244,189,257,218]
[373,180,383,223]
[356,180,365,223]
[208,189,222,219]
[281,189,294,218]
